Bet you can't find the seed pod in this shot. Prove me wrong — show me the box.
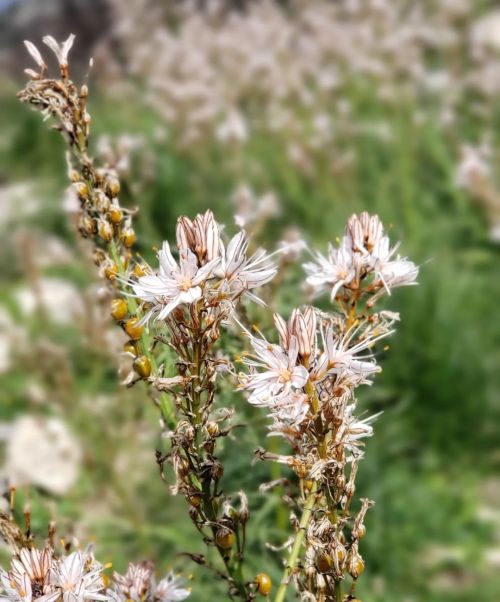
[104,264,118,280]
[133,356,151,378]
[188,493,202,508]
[215,528,235,549]
[122,228,136,248]
[79,215,96,236]
[353,524,366,539]
[111,298,128,320]
[94,190,110,212]
[316,553,333,573]
[125,318,144,340]
[255,573,272,596]
[98,220,113,242]
[348,550,365,579]
[108,206,123,224]
[105,177,120,197]
[123,340,137,355]
[206,421,219,437]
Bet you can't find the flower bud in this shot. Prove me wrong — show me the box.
[111,298,128,320]
[255,573,272,596]
[123,340,137,355]
[188,493,202,508]
[133,356,151,378]
[125,318,144,340]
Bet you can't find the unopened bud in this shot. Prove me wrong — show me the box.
[125,318,144,340]
[133,356,151,378]
[111,298,128,320]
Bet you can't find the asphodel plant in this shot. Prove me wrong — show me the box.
[13,36,418,602]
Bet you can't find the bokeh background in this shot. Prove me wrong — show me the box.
[1,1,500,600]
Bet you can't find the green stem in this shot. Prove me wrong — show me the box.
[274,482,318,602]
[335,579,342,601]
[108,240,176,428]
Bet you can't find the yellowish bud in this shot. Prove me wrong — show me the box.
[255,573,272,596]
[133,355,151,378]
[124,318,144,340]
[108,206,123,224]
[215,529,235,549]
[111,298,128,321]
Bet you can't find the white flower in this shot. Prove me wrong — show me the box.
[111,562,154,602]
[154,572,190,601]
[239,334,309,405]
[51,549,108,602]
[370,236,419,294]
[0,548,58,602]
[132,243,219,320]
[42,34,75,68]
[218,231,277,295]
[110,564,189,602]
[337,405,381,456]
[303,242,355,300]
[23,41,46,70]
[268,391,310,436]
[313,326,384,383]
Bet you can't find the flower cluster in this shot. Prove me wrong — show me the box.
[238,212,417,600]
[0,544,189,602]
[304,212,418,304]
[132,210,277,322]
[18,33,419,602]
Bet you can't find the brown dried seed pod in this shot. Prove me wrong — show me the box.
[105,177,120,197]
[98,220,113,242]
[215,529,235,549]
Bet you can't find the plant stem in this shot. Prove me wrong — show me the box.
[274,482,318,602]
[108,240,176,428]
[335,579,342,601]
